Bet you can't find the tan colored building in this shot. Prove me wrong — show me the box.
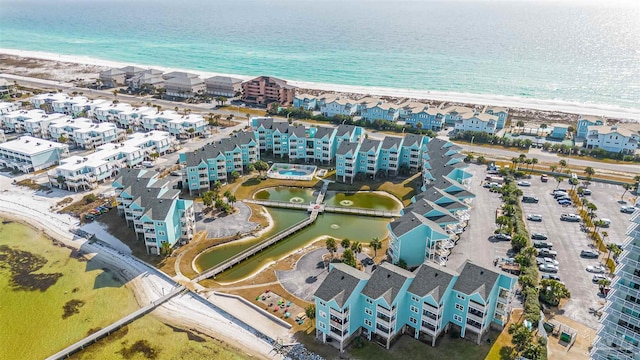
[98,68,126,88]
[162,72,206,99]
[241,76,296,106]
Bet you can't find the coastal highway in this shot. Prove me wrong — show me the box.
[4,73,639,176]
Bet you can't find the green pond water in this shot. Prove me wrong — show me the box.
[0,218,139,360]
[254,186,317,203]
[197,188,396,283]
[254,186,403,211]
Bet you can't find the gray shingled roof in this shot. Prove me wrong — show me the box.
[416,188,468,211]
[382,136,402,150]
[290,125,306,137]
[361,262,414,305]
[335,124,357,137]
[359,139,380,153]
[336,141,359,156]
[313,126,334,140]
[407,262,458,302]
[453,260,500,301]
[430,176,474,199]
[314,263,369,307]
[404,198,459,224]
[273,122,291,133]
[403,133,425,147]
[256,117,274,129]
[184,145,224,167]
[390,211,449,238]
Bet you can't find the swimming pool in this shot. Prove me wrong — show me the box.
[267,163,317,181]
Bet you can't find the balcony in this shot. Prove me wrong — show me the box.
[465,319,483,333]
[467,310,484,324]
[375,324,391,338]
[330,326,348,340]
[330,307,347,318]
[600,317,640,340]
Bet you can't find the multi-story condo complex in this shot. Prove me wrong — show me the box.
[576,115,606,141]
[179,131,259,194]
[0,101,20,115]
[360,100,400,122]
[437,105,476,128]
[205,76,243,98]
[242,76,296,106]
[399,102,443,131]
[314,260,515,351]
[48,117,125,149]
[128,69,165,91]
[92,102,136,123]
[49,131,173,191]
[22,113,70,138]
[99,68,126,88]
[30,92,74,111]
[139,110,206,137]
[0,136,69,173]
[113,168,195,255]
[453,113,499,135]
[114,106,158,130]
[584,124,640,155]
[162,72,206,99]
[592,205,640,359]
[0,109,66,135]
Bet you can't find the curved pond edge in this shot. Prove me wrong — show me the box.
[326,190,404,211]
[251,185,320,200]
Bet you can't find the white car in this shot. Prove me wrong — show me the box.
[592,274,608,283]
[527,214,543,222]
[586,265,606,273]
[517,181,531,187]
[543,257,559,266]
[621,206,638,214]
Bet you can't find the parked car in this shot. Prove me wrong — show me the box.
[170,171,184,176]
[586,265,606,273]
[599,218,611,227]
[581,249,600,258]
[553,192,569,198]
[517,181,531,187]
[527,214,543,222]
[541,174,549,182]
[542,274,562,282]
[483,182,492,188]
[543,257,559,266]
[592,274,608,283]
[560,214,580,222]
[533,241,553,249]
[522,196,539,203]
[558,199,572,206]
[621,206,638,214]
[556,195,571,201]
[582,188,592,195]
[539,264,559,273]
[538,249,558,257]
[531,233,548,240]
[142,161,154,168]
[494,233,512,241]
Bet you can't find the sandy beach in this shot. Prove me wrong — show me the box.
[2,48,640,122]
[0,174,283,360]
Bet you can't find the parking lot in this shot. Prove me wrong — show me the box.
[519,177,633,329]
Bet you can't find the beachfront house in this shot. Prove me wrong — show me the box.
[550,123,569,139]
[293,94,317,111]
[205,76,243,98]
[482,106,508,130]
[584,124,640,154]
[314,260,516,351]
[360,101,400,122]
[179,131,259,194]
[438,106,475,128]
[453,113,499,135]
[99,68,126,88]
[0,136,69,173]
[400,102,443,130]
[113,168,195,255]
[320,97,359,118]
[576,115,605,141]
[128,70,165,92]
[0,79,16,97]
[162,72,206,99]
[242,76,296,106]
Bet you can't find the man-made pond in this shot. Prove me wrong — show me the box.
[196,185,399,283]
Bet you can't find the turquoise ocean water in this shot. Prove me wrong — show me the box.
[0,0,639,110]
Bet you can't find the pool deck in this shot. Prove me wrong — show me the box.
[267,163,317,181]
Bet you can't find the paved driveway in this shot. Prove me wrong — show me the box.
[195,201,258,238]
[521,178,604,329]
[586,182,635,248]
[277,248,369,301]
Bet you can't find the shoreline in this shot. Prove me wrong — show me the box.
[2,47,640,121]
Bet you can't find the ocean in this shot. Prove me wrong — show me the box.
[0,0,639,111]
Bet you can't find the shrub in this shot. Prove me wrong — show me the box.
[83,193,97,204]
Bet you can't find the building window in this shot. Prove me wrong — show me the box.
[319,301,326,307]
[158,231,165,236]
[455,304,464,312]
[410,317,417,325]
[365,308,373,316]
[453,314,463,323]
[411,295,420,302]
[319,310,326,319]
[456,294,465,300]
[365,298,373,304]
[364,319,372,327]
[319,322,326,330]
[410,305,419,314]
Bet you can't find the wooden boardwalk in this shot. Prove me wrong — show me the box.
[46,286,187,360]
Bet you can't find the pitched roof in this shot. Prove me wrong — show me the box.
[313,126,334,140]
[390,211,449,238]
[407,262,458,302]
[453,260,500,301]
[404,198,459,224]
[381,136,402,150]
[335,124,358,137]
[336,141,359,156]
[314,263,369,307]
[359,139,380,153]
[403,133,425,147]
[361,262,414,305]
[290,125,307,137]
[415,188,469,211]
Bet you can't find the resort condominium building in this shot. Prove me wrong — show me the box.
[113,168,195,255]
[314,260,515,352]
[592,205,640,360]
[453,113,499,135]
[179,131,259,194]
[583,124,640,155]
[241,76,296,106]
[0,136,69,173]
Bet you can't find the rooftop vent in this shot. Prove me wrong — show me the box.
[387,274,391,278]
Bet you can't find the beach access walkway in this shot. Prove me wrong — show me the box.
[46,286,188,360]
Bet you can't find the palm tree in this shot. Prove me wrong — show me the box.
[341,238,351,250]
[621,183,633,202]
[351,241,362,256]
[227,114,234,125]
[584,166,595,177]
[326,238,337,260]
[516,120,525,128]
[530,158,538,173]
[569,178,579,191]
[540,123,548,136]
[550,165,557,173]
[227,194,236,207]
[586,203,598,218]
[559,159,567,173]
[555,176,564,189]
[496,216,510,229]
[593,219,607,239]
[370,237,382,257]
[112,90,118,99]
[245,113,251,126]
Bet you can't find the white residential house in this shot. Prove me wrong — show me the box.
[0,102,21,115]
[167,114,207,138]
[69,99,110,117]
[320,97,359,117]
[585,124,640,154]
[0,136,69,173]
[115,106,157,130]
[30,92,71,111]
[91,102,134,123]
[48,117,125,148]
[51,96,89,114]
[0,109,48,133]
[454,113,499,134]
[23,113,69,138]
